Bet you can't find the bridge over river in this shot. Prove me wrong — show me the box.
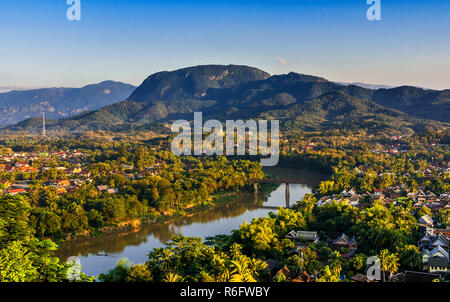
[56,168,320,277]
[249,178,318,210]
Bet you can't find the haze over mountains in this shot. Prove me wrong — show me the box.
[7,65,450,134]
[0,81,136,126]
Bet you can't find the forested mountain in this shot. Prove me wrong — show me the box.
[0,81,136,126]
[7,65,449,134]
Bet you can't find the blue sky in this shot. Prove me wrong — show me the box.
[1,0,449,90]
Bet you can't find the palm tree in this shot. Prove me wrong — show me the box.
[387,253,400,282]
[328,251,343,277]
[199,271,215,282]
[163,272,184,282]
[316,265,340,282]
[212,254,230,282]
[230,258,256,282]
[248,258,268,280]
[151,248,174,270]
[229,243,242,259]
[378,249,390,282]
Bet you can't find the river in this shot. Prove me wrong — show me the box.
[55,167,322,277]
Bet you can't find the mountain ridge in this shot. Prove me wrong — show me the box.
[6,65,449,134]
[0,81,136,126]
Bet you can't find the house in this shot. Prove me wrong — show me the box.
[56,179,71,187]
[428,257,449,275]
[440,193,450,202]
[275,266,293,280]
[351,273,369,282]
[422,246,449,265]
[371,191,384,202]
[0,180,12,189]
[418,215,434,228]
[341,189,356,198]
[418,235,433,250]
[56,187,68,195]
[122,164,134,171]
[27,167,39,173]
[331,233,358,253]
[416,190,427,202]
[291,271,311,282]
[11,183,30,190]
[7,188,26,195]
[317,196,333,207]
[72,151,84,157]
[70,179,84,186]
[348,195,360,207]
[285,230,318,242]
[426,191,438,202]
[79,171,91,177]
[15,161,29,168]
[430,234,449,249]
[444,202,450,210]
[97,185,109,192]
[407,191,417,199]
[106,188,119,194]
[414,200,425,209]
[424,169,434,178]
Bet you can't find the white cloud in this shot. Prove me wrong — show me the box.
[276,58,288,65]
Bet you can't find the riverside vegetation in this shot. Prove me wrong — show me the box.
[0,128,448,282]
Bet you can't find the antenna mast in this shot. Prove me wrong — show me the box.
[42,112,46,136]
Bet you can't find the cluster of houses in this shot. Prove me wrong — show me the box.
[0,150,90,196]
[426,159,450,177]
[0,177,93,196]
[417,215,449,279]
[270,230,360,282]
[276,213,449,282]
[285,230,358,257]
[317,187,450,214]
[411,190,450,211]
[97,185,119,195]
[0,150,164,197]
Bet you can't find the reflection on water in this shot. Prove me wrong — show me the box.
[56,170,320,277]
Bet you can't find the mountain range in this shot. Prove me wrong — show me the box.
[0,81,136,126]
[6,65,450,134]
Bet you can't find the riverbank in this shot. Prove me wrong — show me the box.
[55,181,279,247]
[55,180,317,276]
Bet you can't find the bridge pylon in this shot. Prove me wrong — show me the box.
[285,183,290,208]
[253,183,259,194]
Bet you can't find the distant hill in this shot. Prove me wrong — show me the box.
[0,81,136,126]
[334,82,396,90]
[7,65,449,134]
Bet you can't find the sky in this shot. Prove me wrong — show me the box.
[1,0,450,90]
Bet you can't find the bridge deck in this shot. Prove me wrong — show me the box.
[249,179,319,185]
